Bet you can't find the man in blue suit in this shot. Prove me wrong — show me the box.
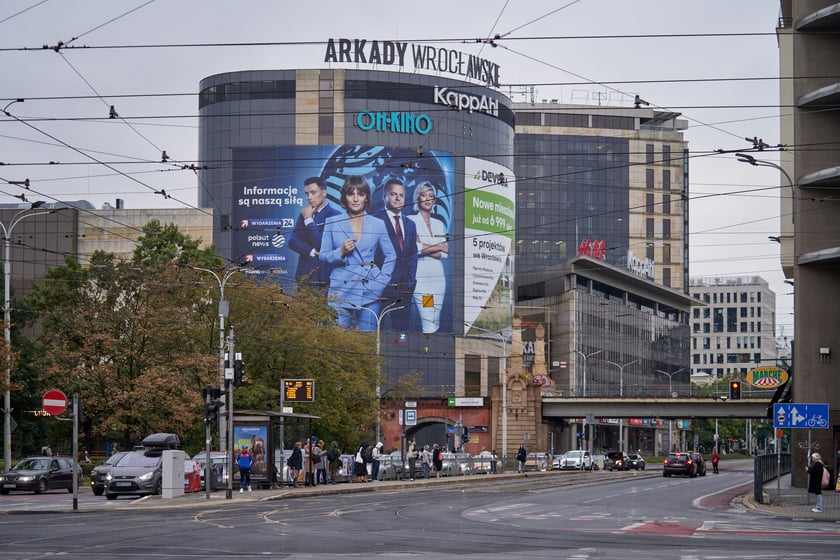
[375,178,418,331]
[288,177,340,289]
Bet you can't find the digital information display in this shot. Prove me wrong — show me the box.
[283,379,315,402]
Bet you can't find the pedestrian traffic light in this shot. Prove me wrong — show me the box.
[729,381,741,400]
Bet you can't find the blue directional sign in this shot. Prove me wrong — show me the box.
[773,403,830,429]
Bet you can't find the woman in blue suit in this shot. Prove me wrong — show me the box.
[320,175,396,331]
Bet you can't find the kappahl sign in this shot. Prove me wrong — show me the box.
[434,87,498,116]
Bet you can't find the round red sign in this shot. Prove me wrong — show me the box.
[42,389,68,416]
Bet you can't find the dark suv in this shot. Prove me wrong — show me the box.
[105,433,180,499]
[663,452,699,477]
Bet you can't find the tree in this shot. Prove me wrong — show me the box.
[26,231,219,449]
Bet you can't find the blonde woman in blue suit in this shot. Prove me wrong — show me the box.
[320,175,396,331]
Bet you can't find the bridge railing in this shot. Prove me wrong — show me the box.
[754,453,791,503]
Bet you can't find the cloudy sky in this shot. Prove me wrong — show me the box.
[0,0,790,336]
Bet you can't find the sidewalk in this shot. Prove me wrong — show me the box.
[742,473,840,521]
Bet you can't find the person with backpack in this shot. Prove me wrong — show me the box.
[236,444,253,493]
[432,443,443,478]
[371,442,384,481]
[354,443,370,482]
[326,441,341,484]
[287,441,303,487]
[806,452,826,513]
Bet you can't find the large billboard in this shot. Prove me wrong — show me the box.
[232,145,455,334]
[463,157,515,333]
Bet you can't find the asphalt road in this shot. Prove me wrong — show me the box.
[1,461,839,559]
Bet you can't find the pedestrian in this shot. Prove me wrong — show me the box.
[407,438,419,480]
[40,443,52,457]
[304,436,318,486]
[807,452,826,513]
[326,441,341,483]
[711,450,720,474]
[421,444,432,479]
[354,443,369,482]
[236,444,252,493]
[432,443,443,478]
[371,442,383,481]
[316,440,328,485]
[517,444,527,473]
[287,441,303,487]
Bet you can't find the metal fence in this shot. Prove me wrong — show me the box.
[754,453,791,503]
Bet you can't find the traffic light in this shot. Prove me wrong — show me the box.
[462,426,470,443]
[729,381,741,400]
[233,359,244,387]
[204,401,222,424]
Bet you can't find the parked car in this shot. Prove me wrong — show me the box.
[662,452,698,477]
[691,452,707,476]
[553,450,592,470]
[90,451,128,496]
[192,451,229,490]
[0,456,82,495]
[606,451,630,471]
[626,453,646,470]
[105,433,180,499]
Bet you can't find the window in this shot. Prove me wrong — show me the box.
[646,218,654,238]
[646,243,654,260]
[703,308,710,318]
[693,308,700,318]
[703,323,710,333]
[727,308,738,331]
[663,169,671,190]
[662,219,671,239]
[646,193,655,213]
[713,308,723,332]
[703,337,710,350]
[646,168,654,189]
[693,323,700,333]
[740,307,748,318]
[662,267,671,287]
[663,243,671,264]
[662,144,671,163]
[646,144,655,164]
[662,194,671,214]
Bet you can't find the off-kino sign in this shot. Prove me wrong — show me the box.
[324,38,501,87]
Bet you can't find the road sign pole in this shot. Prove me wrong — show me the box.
[71,394,78,512]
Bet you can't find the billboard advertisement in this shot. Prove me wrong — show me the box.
[232,145,455,334]
[463,157,515,333]
[233,424,268,479]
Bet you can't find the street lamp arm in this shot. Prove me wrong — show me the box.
[735,153,795,221]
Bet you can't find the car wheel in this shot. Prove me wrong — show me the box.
[93,487,104,496]
[105,493,117,500]
[690,471,697,478]
[67,486,74,493]
[641,465,645,470]
[700,470,706,477]
[35,479,48,494]
[153,480,162,495]
[663,472,668,477]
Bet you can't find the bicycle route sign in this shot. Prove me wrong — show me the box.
[773,403,829,429]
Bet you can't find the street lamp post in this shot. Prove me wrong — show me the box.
[2,202,53,470]
[656,367,687,398]
[467,325,510,458]
[186,265,241,499]
[657,367,686,453]
[607,359,638,398]
[351,300,406,444]
[574,349,603,397]
[736,153,795,221]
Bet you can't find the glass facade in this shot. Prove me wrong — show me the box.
[514,134,629,275]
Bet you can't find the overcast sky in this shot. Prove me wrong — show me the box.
[0,0,790,337]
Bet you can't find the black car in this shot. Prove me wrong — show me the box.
[663,452,698,477]
[105,433,180,500]
[0,456,82,495]
[90,451,128,496]
[627,453,646,470]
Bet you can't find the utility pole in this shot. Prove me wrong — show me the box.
[225,326,234,499]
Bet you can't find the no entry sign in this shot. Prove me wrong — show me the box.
[42,389,68,416]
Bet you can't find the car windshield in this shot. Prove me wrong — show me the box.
[104,452,127,466]
[117,452,161,468]
[565,451,585,458]
[14,458,48,470]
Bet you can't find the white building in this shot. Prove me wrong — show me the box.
[689,276,778,381]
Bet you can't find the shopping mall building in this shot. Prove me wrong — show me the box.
[194,42,695,456]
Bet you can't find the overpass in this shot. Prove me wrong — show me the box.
[541,397,771,420]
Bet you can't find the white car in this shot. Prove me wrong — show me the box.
[553,450,593,470]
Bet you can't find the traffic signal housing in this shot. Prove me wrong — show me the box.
[233,359,244,387]
[729,380,741,400]
[204,401,222,424]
